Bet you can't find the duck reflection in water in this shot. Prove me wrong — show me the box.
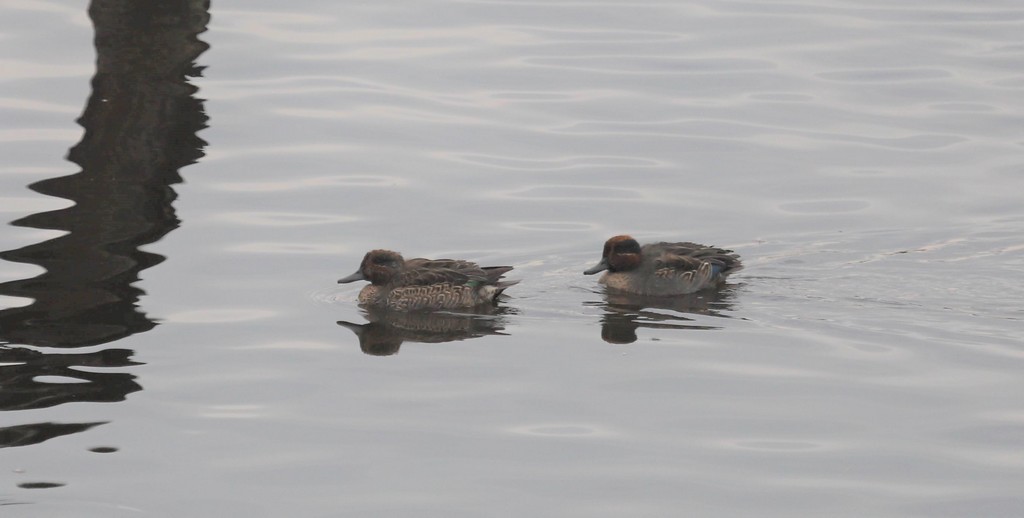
[583,235,743,343]
[338,307,513,356]
[589,288,738,344]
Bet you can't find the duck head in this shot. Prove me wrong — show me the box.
[584,235,642,274]
[338,249,404,285]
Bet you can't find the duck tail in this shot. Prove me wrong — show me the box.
[721,256,743,276]
[707,254,743,278]
[482,265,514,282]
[480,279,520,301]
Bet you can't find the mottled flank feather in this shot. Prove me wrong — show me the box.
[584,235,741,296]
[339,250,518,310]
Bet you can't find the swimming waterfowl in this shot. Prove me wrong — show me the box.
[583,235,742,296]
[338,249,518,311]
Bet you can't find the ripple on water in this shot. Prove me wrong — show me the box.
[748,128,968,150]
[748,92,815,102]
[31,376,90,384]
[520,56,776,75]
[553,119,967,150]
[213,212,358,227]
[226,242,348,255]
[777,200,870,214]
[276,106,487,125]
[990,76,1024,88]
[211,174,406,192]
[0,58,91,81]
[0,294,33,309]
[18,482,66,489]
[819,167,898,178]
[485,90,615,103]
[0,195,74,213]
[233,340,337,351]
[203,143,350,161]
[517,27,686,44]
[309,288,357,305]
[817,68,953,82]
[992,163,1024,178]
[436,152,663,171]
[218,17,535,46]
[293,46,465,61]
[162,308,278,323]
[820,133,967,150]
[985,43,1024,54]
[501,221,601,232]
[844,342,901,355]
[507,423,615,438]
[199,404,268,419]
[692,361,825,379]
[0,98,81,115]
[928,102,997,113]
[0,165,71,176]
[494,185,646,201]
[718,438,837,452]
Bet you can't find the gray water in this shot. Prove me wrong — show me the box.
[2,1,1023,516]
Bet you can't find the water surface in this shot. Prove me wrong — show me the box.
[2,0,1023,516]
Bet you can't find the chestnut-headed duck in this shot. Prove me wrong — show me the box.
[584,235,741,295]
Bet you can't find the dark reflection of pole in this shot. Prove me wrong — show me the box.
[0,0,210,448]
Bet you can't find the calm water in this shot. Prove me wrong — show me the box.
[3,0,1024,516]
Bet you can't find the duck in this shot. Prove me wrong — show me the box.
[583,235,742,296]
[338,249,518,311]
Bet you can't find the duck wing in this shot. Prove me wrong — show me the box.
[396,258,488,287]
[654,253,705,272]
[652,243,743,275]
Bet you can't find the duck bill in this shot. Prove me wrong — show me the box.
[337,271,366,283]
[583,258,609,275]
